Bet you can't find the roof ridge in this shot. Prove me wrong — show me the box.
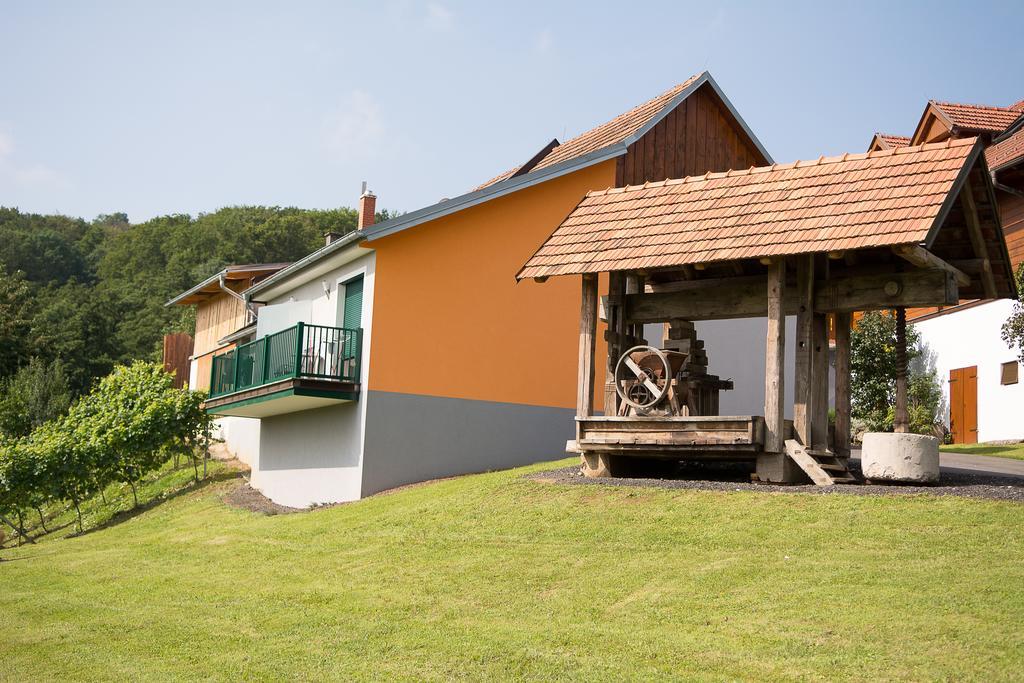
[932,99,1015,112]
[550,74,703,151]
[584,137,976,197]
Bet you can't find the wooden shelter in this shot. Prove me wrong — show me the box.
[518,137,1017,484]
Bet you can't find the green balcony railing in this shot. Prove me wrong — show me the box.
[209,323,362,399]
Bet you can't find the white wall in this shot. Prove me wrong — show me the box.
[913,300,1023,442]
[215,416,261,466]
[250,250,376,507]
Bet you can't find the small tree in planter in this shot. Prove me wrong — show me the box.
[850,311,942,436]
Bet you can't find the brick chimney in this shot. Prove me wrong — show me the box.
[358,181,376,229]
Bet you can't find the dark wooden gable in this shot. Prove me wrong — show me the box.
[616,83,770,186]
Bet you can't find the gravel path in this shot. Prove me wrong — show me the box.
[527,459,1024,503]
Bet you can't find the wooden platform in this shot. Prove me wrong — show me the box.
[574,415,776,459]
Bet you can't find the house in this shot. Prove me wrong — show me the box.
[165,263,289,465]
[869,98,1024,443]
[195,71,774,507]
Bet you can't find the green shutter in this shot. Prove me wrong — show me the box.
[342,276,363,330]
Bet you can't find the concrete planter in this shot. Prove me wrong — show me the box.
[861,432,940,483]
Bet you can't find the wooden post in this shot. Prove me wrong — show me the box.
[894,307,909,433]
[811,312,829,449]
[834,311,852,457]
[625,273,639,344]
[605,272,626,416]
[764,260,786,453]
[577,274,598,418]
[793,255,815,447]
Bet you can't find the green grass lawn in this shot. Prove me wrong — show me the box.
[3,459,1024,681]
[941,442,1024,461]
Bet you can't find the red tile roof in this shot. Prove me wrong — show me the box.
[1010,100,1024,113]
[987,126,1024,171]
[518,138,979,279]
[932,101,1021,133]
[474,74,703,191]
[874,133,910,149]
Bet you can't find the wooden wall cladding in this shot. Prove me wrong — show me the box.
[616,84,769,186]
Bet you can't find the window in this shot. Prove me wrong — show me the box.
[1002,361,1019,386]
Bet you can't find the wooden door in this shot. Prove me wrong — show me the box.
[949,366,978,444]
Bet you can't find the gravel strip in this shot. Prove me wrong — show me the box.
[526,460,1024,503]
[222,482,301,515]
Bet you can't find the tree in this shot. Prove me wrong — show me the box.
[0,265,33,380]
[1001,264,1024,362]
[0,358,73,438]
[31,281,123,394]
[31,420,99,532]
[850,311,941,435]
[0,438,45,544]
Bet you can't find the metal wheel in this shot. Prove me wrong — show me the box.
[614,345,672,412]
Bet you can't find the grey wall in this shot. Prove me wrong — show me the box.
[361,391,575,497]
[695,317,799,418]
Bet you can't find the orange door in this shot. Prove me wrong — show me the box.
[949,366,978,444]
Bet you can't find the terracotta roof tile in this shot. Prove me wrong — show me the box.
[518,138,979,279]
[987,126,1024,171]
[875,133,910,149]
[932,101,1021,133]
[473,74,703,191]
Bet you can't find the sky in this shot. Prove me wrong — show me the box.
[2,0,1023,223]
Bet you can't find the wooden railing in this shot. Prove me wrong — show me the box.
[209,323,361,399]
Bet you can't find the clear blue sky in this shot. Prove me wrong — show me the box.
[2,0,1022,222]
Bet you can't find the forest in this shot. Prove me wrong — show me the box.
[0,204,385,437]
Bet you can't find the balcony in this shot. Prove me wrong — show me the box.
[203,322,362,418]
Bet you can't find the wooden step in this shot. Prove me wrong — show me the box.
[784,440,858,486]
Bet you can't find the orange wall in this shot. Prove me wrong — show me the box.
[367,160,616,410]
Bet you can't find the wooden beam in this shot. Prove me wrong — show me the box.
[892,244,970,287]
[793,255,814,447]
[627,269,959,322]
[811,312,829,449]
[894,307,910,433]
[815,270,958,313]
[764,260,786,453]
[833,311,852,457]
[577,274,598,419]
[960,179,997,298]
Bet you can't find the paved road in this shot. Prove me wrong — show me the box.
[939,451,1024,478]
[851,447,1024,478]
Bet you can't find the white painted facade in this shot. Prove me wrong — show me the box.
[246,248,376,508]
[185,355,262,467]
[913,300,1023,442]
